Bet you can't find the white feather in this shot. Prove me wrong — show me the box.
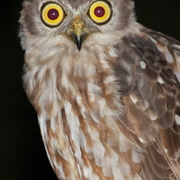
[175,114,180,125]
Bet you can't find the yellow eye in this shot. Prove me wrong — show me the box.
[89,1,112,24]
[41,3,64,27]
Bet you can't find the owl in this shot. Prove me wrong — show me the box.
[19,0,180,179]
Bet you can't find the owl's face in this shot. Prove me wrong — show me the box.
[20,0,135,51]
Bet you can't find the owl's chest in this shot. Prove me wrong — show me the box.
[32,50,124,179]
[58,59,121,123]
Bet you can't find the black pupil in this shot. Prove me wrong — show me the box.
[48,9,59,20]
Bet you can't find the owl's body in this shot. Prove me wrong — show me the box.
[20,0,180,179]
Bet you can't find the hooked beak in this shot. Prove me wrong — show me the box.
[69,16,87,51]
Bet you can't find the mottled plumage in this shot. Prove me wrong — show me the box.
[19,0,180,179]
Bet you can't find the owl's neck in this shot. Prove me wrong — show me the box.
[24,43,122,117]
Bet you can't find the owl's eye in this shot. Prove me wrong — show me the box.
[41,3,64,27]
[88,1,112,24]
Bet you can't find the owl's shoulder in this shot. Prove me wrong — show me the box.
[113,27,180,94]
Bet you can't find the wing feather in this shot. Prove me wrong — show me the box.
[114,28,180,179]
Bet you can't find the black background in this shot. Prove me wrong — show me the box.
[0,0,179,180]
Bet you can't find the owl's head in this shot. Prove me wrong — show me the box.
[20,0,136,51]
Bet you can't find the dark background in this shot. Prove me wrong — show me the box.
[0,0,179,180]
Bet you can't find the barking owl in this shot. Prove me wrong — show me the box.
[19,0,180,179]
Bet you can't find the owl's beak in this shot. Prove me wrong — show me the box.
[69,17,87,51]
